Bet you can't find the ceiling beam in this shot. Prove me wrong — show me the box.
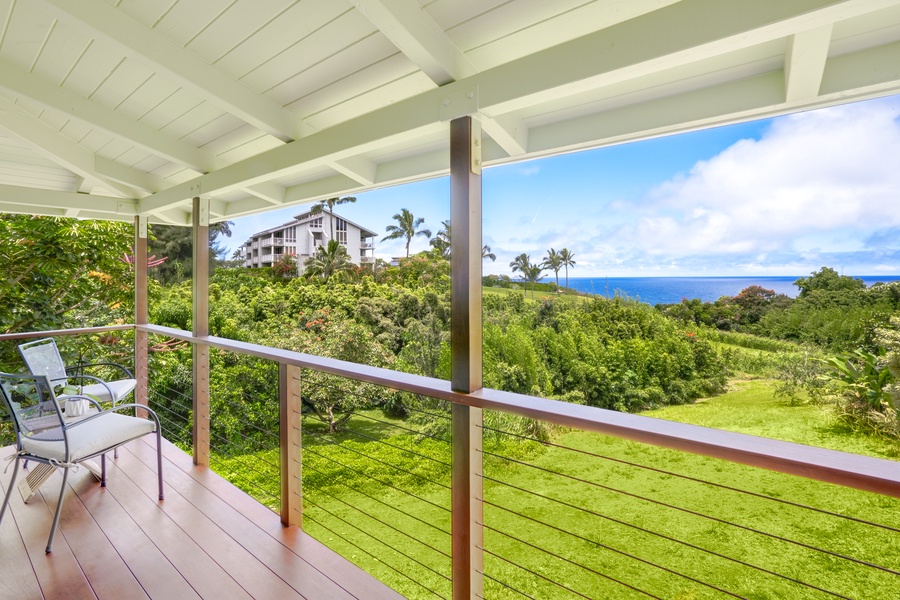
[36,0,311,142]
[0,98,140,198]
[785,25,833,102]
[95,157,166,194]
[330,156,377,186]
[0,182,137,214]
[0,59,214,172]
[141,0,897,215]
[350,0,477,85]
[351,0,527,156]
[243,182,287,205]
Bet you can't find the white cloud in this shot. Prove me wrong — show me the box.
[624,98,900,259]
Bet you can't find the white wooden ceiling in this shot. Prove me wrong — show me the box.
[1,0,899,225]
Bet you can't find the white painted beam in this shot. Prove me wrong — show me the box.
[0,182,137,214]
[95,157,166,194]
[785,25,833,103]
[243,182,286,205]
[0,59,214,172]
[351,0,477,85]
[481,114,528,157]
[330,156,377,186]
[0,98,139,198]
[36,0,311,142]
[141,0,898,215]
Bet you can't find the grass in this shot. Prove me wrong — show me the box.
[290,384,900,599]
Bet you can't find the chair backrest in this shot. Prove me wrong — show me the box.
[18,338,68,385]
[0,373,65,445]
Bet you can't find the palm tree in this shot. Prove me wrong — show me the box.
[309,196,356,240]
[430,220,451,259]
[543,248,563,290]
[383,208,431,257]
[482,245,496,262]
[559,248,576,292]
[304,239,353,282]
[524,262,544,300]
[509,253,530,296]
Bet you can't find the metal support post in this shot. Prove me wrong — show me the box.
[450,116,484,600]
[192,197,210,467]
[280,363,303,527]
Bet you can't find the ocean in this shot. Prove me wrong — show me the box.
[551,276,900,306]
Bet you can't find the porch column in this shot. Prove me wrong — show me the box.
[192,197,210,467]
[450,116,484,600]
[134,215,149,415]
[279,363,303,527]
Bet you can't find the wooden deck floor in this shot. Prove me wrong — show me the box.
[0,437,405,600]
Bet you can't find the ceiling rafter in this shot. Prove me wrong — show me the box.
[0,59,215,173]
[785,25,834,102]
[351,0,528,157]
[35,0,313,142]
[0,182,136,215]
[142,0,899,216]
[0,97,140,198]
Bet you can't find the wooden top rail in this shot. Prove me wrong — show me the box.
[0,325,135,342]
[5,325,898,498]
[135,324,900,500]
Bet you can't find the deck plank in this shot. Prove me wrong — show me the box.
[145,438,405,600]
[126,438,364,600]
[70,466,202,600]
[1,440,407,600]
[109,442,305,600]
[0,450,44,600]
[90,447,253,600]
[41,469,150,600]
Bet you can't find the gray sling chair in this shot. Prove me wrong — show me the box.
[0,372,163,553]
[19,337,137,460]
[18,337,137,406]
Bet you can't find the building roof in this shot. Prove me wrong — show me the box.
[244,210,377,240]
[1,1,899,225]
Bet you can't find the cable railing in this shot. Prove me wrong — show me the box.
[478,417,900,600]
[5,324,900,600]
[300,375,453,600]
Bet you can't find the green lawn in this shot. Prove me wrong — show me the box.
[293,382,900,599]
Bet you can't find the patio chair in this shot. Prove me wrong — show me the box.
[18,337,136,406]
[0,372,163,553]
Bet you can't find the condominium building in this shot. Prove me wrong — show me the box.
[240,210,376,272]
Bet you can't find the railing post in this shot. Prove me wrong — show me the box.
[279,363,303,527]
[134,215,149,417]
[192,197,210,467]
[450,115,484,600]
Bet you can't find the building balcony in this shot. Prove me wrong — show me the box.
[3,325,900,600]
[259,254,274,263]
[360,256,375,264]
[360,242,375,250]
[260,238,284,248]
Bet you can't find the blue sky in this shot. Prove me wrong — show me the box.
[225,95,900,278]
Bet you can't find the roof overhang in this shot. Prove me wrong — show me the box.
[1,0,899,224]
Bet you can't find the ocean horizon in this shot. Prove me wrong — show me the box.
[543,275,900,306]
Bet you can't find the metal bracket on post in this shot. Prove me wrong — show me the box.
[137,214,148,239]
[470,119,482,175]
[440,85,479,122]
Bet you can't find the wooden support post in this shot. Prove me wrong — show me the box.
[450,116,484,600]
[279,363,303,527]
[134,215,149,416]
[192,197,210,467]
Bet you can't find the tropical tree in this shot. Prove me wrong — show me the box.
[559,248,576,291]
[524,262,545,300]
[383,208,431,257]
[482,245,496,262]
[149,221,233,285]
[543,248,563,289]
[430,220,451,259]
[309,196,357,240]
[304,240,353,282]
[509,253,531,296]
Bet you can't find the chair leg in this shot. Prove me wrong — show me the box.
[46,468,69,553]
[156,429,164,501]
[100,454,107,487]
[0,456,20,526]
